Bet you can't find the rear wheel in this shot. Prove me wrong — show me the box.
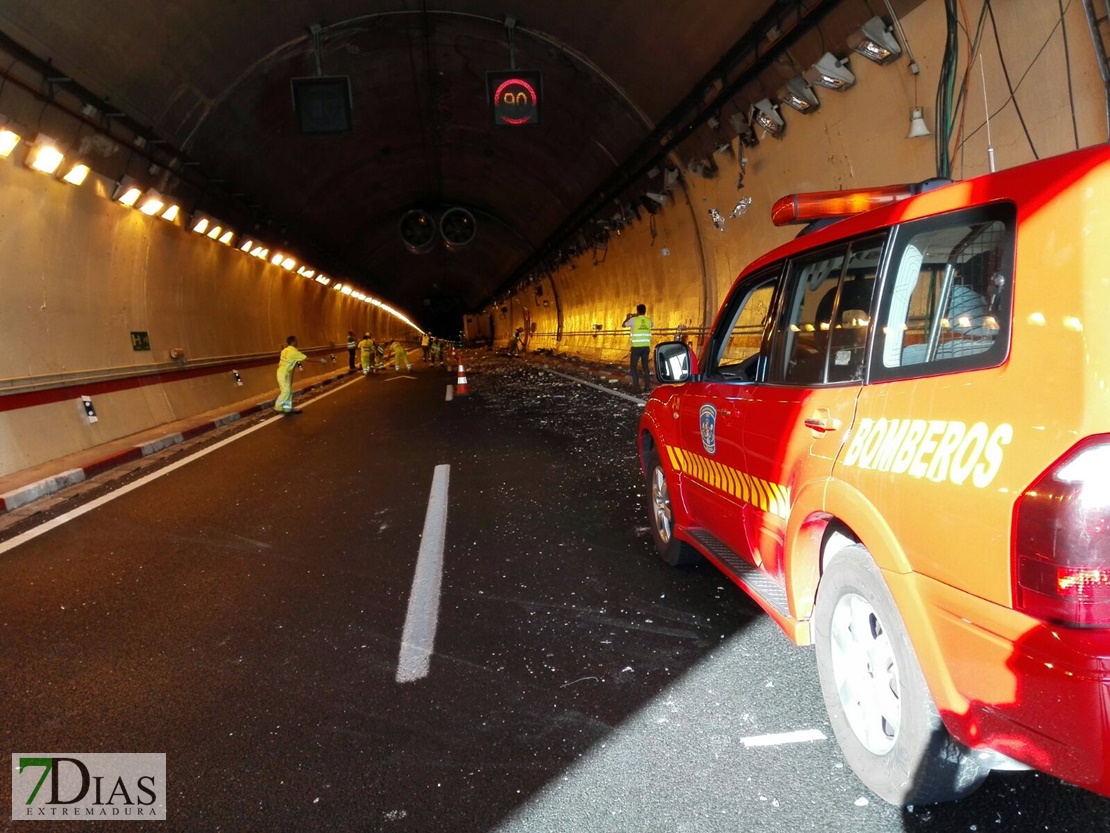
[645,447,702,567]
[814,545,987,805]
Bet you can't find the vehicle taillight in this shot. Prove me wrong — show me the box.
[1013,438,1110,627]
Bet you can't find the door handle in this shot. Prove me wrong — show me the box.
[804,408,840,434]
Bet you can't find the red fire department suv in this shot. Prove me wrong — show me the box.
[639,143,1110,805]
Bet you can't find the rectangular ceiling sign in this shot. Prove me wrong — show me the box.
[487,70,542,127]
[291,76,353,135]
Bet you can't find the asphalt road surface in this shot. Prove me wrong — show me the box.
[1,355,1107,832]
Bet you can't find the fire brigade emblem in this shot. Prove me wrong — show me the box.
[699,404,717,455]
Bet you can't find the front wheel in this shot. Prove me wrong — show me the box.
[814,545,987,805]
[645,447,702,567]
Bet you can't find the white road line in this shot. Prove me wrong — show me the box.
[396,464,450,684]
[739,729,826,748]
[0,372,365,557]
[445,385,454,401]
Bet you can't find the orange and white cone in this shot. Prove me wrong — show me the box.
[455,363,470,396]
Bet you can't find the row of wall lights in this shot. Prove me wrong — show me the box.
[1,121,420,327]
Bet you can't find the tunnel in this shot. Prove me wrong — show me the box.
[0,1,1104,477]
[3,1,1110,830]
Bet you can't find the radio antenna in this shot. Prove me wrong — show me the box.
[979,57,995,173]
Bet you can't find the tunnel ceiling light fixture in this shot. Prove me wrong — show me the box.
[751,99,785,137]
[26,134,65,174]
[340,285,353,295]
[160,203,180,222]
[779,78,819,113]
[112,176,143,207]
[190,212,213,234]
[804,53,856,90]
[205,223,223,240]
[218,229,234,245]
[270,252,284,266]
[239,238,254,252]
[848,16,902,65]
[137,189,165,216]
[315,274,330,285]
[0,121,22,158]
[60,160,90,186]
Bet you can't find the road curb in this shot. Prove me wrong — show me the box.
[0,378,342,515]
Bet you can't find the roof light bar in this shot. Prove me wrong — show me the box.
[771,184,915,226]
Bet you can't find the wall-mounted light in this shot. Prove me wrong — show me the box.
[751,99,785,138]
[137,189,165,216]
[0,121,22,158]
[206,223,223,240]
[848,16,902,65]
[280,256,296,270]
[907,107,931,138]
[340,285,353,295]
[160,203,180,223]
[60,161,90,186]
[218,230,234,245]
[190,212,212,234]
[26,134,64,174]
[778,78,820,113]
[270,252,284,265]
[112,176,143,207]
[728,112,758,148]
[239,238,254,252]
[804,53,856,90]
[315,274,331,285]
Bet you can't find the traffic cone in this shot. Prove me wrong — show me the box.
[455,363,469,395]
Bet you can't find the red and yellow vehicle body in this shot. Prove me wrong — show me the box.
[639,143,1110,799]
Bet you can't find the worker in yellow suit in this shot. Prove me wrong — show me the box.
[274,335,326,414]
[358,332,375,375]
[392,340,412,371]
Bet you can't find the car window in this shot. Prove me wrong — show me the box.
[707,270,780,382]
[874,206,1013,380]
[768,234,886,385]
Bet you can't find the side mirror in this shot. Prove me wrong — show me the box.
[655,341,694,383]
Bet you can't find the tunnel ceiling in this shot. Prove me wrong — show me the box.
[0,0,895,328]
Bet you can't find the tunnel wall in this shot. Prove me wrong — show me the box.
[486,0,1107,364]
[0,161,415,479]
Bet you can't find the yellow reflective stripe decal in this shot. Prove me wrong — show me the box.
[671,448,791,520]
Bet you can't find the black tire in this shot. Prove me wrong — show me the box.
[645,447,702,567]
[813,545,987,805]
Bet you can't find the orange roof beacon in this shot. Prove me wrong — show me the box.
[638,143,1110,806]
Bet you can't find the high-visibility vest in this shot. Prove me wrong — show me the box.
[629,315,653,347]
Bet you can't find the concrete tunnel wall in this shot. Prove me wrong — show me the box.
[0,0,1106,482]
[483,0,1109,363]
[0,160,414,479]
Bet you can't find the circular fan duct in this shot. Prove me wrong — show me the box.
[399,209,436,255]
[439,207,477,253]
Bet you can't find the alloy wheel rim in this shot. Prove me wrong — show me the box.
[651,466,673,542]
[828,591,901,755]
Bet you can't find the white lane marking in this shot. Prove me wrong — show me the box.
[445,385,454,401]
[543,368,646,406]
[396,464,450,684]
[385,374,415,381]
[739,729,826,748]
[0,372,365,557]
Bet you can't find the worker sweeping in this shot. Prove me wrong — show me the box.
[392,340,412,371]
[274,335,326,415]
[358,332,375,375]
